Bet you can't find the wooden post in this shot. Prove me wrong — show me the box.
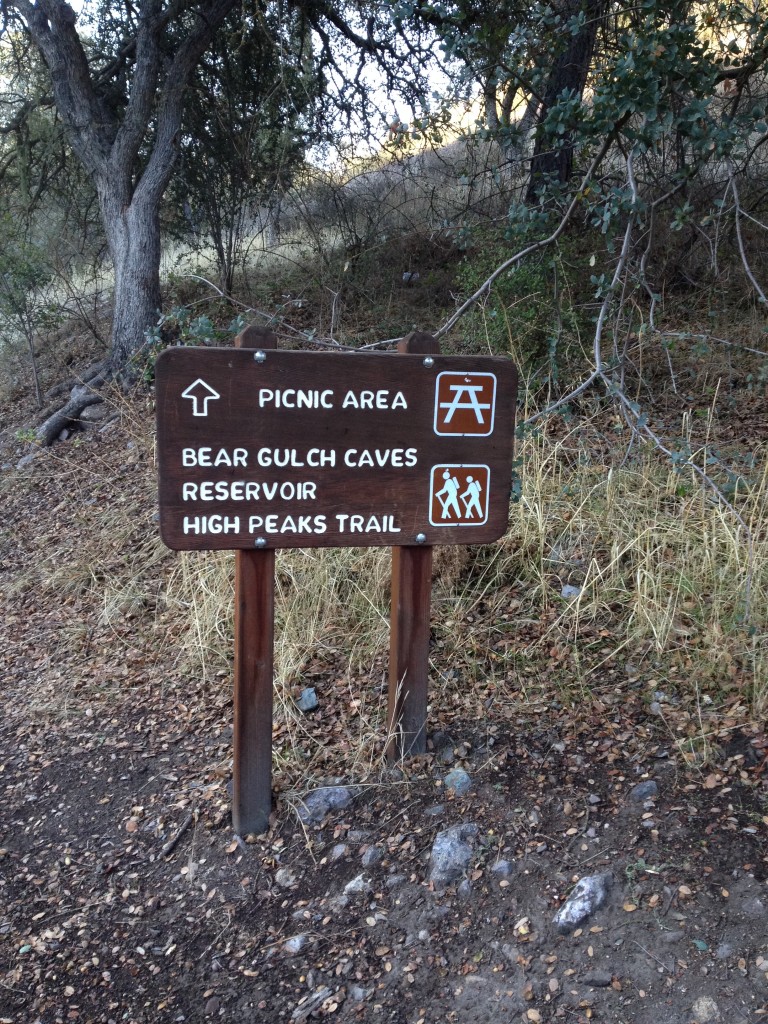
[232,325,277,835]
[387,331,440,760]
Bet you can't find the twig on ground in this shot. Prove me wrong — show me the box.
[161,810,195,857]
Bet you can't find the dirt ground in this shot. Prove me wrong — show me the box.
[1,392,767,1024]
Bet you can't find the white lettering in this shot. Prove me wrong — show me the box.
[183,515,240,534]
[182,447,248,468]
[182,479,318,501]
[334,513,400,535]
[248,514,327,535]
[258,388,334,409]
[340,389,409,411]
[343,447,418,468]
[306,448,336,467]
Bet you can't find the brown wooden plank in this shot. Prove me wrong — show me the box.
[232,326,277,835]
[387,332,440,760]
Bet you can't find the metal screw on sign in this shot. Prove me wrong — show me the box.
[415,533,427,544]
[254,350,267,363]
[254,537,267,548]
[423,356,435,368]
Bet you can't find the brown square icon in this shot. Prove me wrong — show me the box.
[433,372,497,436]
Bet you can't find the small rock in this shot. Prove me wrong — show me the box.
[444,769,472,796]
[344,873,371,896]
[429,823,478,889]
[561,584,582,599]
[16,452,38,469]
[660,930,686,944]
[424,804,445,817]
[553,873,612,934]
[284,934,308,954]
[438,747,455,766]
[628,780,658,802]
[329,844,348,862]
[205,996,221,1015]
[347,830,370,844]
[296,687,319,712]
[361,846,384,868]
[275,867,297,888]
[328,894,349,913]
[430,730,450,751]
[349,985,371,1002]
[457,879,473,899]
[385,874,406,888]
[715,943,734,959]
[582,970,613,987]
[491,859,514,878]
[649,701,663,715]
[501,943,519,963]
[587,793,601,805]
[691,995,721,1022]
[741,897,766,919]
[298,786,355,824]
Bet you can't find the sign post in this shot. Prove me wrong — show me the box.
[155,332,517,832]
[387,332,439,760]
[232,326,277,835]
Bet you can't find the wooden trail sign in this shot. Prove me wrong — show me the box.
[155,345,517,550]
[155,328,517,835]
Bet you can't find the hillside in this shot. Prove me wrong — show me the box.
[1,309,767,1022]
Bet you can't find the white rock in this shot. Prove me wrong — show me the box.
[284,934,308,954]
[553,873,612,934]
[691,995,720,1022]
[344,873,372,896]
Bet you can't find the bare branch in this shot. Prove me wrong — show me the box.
[728,165,768,306]
[435,123,627,339]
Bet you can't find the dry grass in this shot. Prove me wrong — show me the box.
[160,411,766,783]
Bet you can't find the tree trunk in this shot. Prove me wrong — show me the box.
[526,0,604,203]
[99,185,163,373]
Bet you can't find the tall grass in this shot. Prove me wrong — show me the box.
[165,420,767,754]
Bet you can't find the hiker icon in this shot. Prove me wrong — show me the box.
[429,465,490,527]
[435,469,461,519]
[460,475,484,519]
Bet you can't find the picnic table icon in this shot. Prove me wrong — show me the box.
[433,372,497,436]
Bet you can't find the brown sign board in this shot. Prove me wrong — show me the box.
[155,347,517,550]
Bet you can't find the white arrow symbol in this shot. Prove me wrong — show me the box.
[181,378,221,417]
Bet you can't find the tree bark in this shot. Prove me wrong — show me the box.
[36,377,106,445]
[526,0,605,203]
[99,186,163,372]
